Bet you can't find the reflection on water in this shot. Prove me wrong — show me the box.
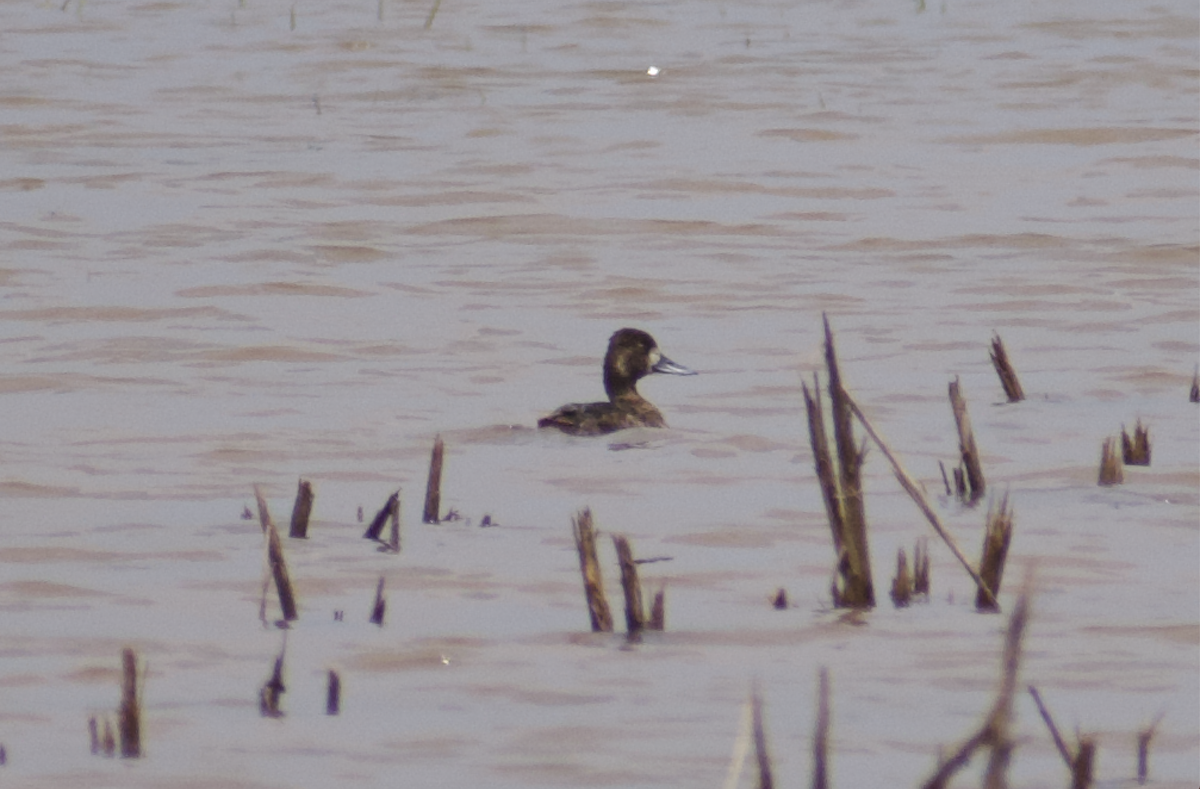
[0,0,1196,786]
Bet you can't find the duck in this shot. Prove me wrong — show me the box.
[538,328,696,436]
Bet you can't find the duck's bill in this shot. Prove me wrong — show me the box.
[651,355,697,376]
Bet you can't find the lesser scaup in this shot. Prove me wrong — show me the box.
[538,328,696,436]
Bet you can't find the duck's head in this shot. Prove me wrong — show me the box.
[603,328,696,399]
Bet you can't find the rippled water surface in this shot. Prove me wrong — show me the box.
[1,0,1197,786]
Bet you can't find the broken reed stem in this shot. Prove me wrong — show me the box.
[1098,436,1124,486]
[423,435,444,524]
[1027,685,1074,769]
[326,670,341,716]
[812,667,830,789]
[1136,712,1165,784]
[253,484,272,534]
[976,495,1014,613]
[822,314,874,608]
[89,716,100,754]
[802,376,846,568]
[102,718,116,756]
[369,576,386,625]
[1071,738,1096,789]
[844,395,998,610]
[612,534,646,635]
[264,517,298,622]
[890,548,912,608]
[1121,420,1151,466]
[750,683,775,789]
[364,491,399,541]
[913,537,930,596]
[386,494,401,551]
[989,333,1025,403]
[571,508,613,633]
[921,584,1029,789]
[259,643,286,718]
[288,478,314,539]
[648,585,665,631]
[117,648,141,758]
[1191,366,1199,403]
[949,377,986,504]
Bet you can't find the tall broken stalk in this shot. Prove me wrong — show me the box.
[989,334,1025,403]
[802,315,874,608]
[289,478,314,539]
[976,495,1014,613]
[255,485,298,622]
[423,435,444,524]
[571,508,613,633]
[613,534,650,635]
[949,377,986,504]
[117,648,141,758]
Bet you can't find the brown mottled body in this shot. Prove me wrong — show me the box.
[538,328,695,437]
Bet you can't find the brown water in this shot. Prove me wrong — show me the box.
[0,0,1197,786]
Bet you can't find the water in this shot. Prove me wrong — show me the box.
[0,0,1196,786]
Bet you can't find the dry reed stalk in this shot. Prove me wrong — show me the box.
[253,484,272,534]
[844,395,999,610]
[921,583,1030,789]
[386,498,401,551]
[1071,738,1096,789]
[571,509,613,633]
[265,518,299,622]
[364,491,399,541]
[326,670,341,716]
[1191,366,1199,403]
[423,435,444,524]
[989,334,1025,403]
[259,644,286,718]
[812,668,830,789]
[890,548,912,608]
[913,537,930,596]
[289,478,314,539]
[117,648,141,758]
[802,376,850,606]
[648,585,665,631]
[1121,420,1151,466]
[612,534,647,635]
[102,718,115,756]
[369,576,387,625]
[750,684,774,789]
[1027,685,1073,769]
[1098,437,1124,486]
[976,495,1013,613]
[823,315,874,607]
[1136,712,1165,785]
[949,377,986,504]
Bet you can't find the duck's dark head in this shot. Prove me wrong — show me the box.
[603,328,696,400]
